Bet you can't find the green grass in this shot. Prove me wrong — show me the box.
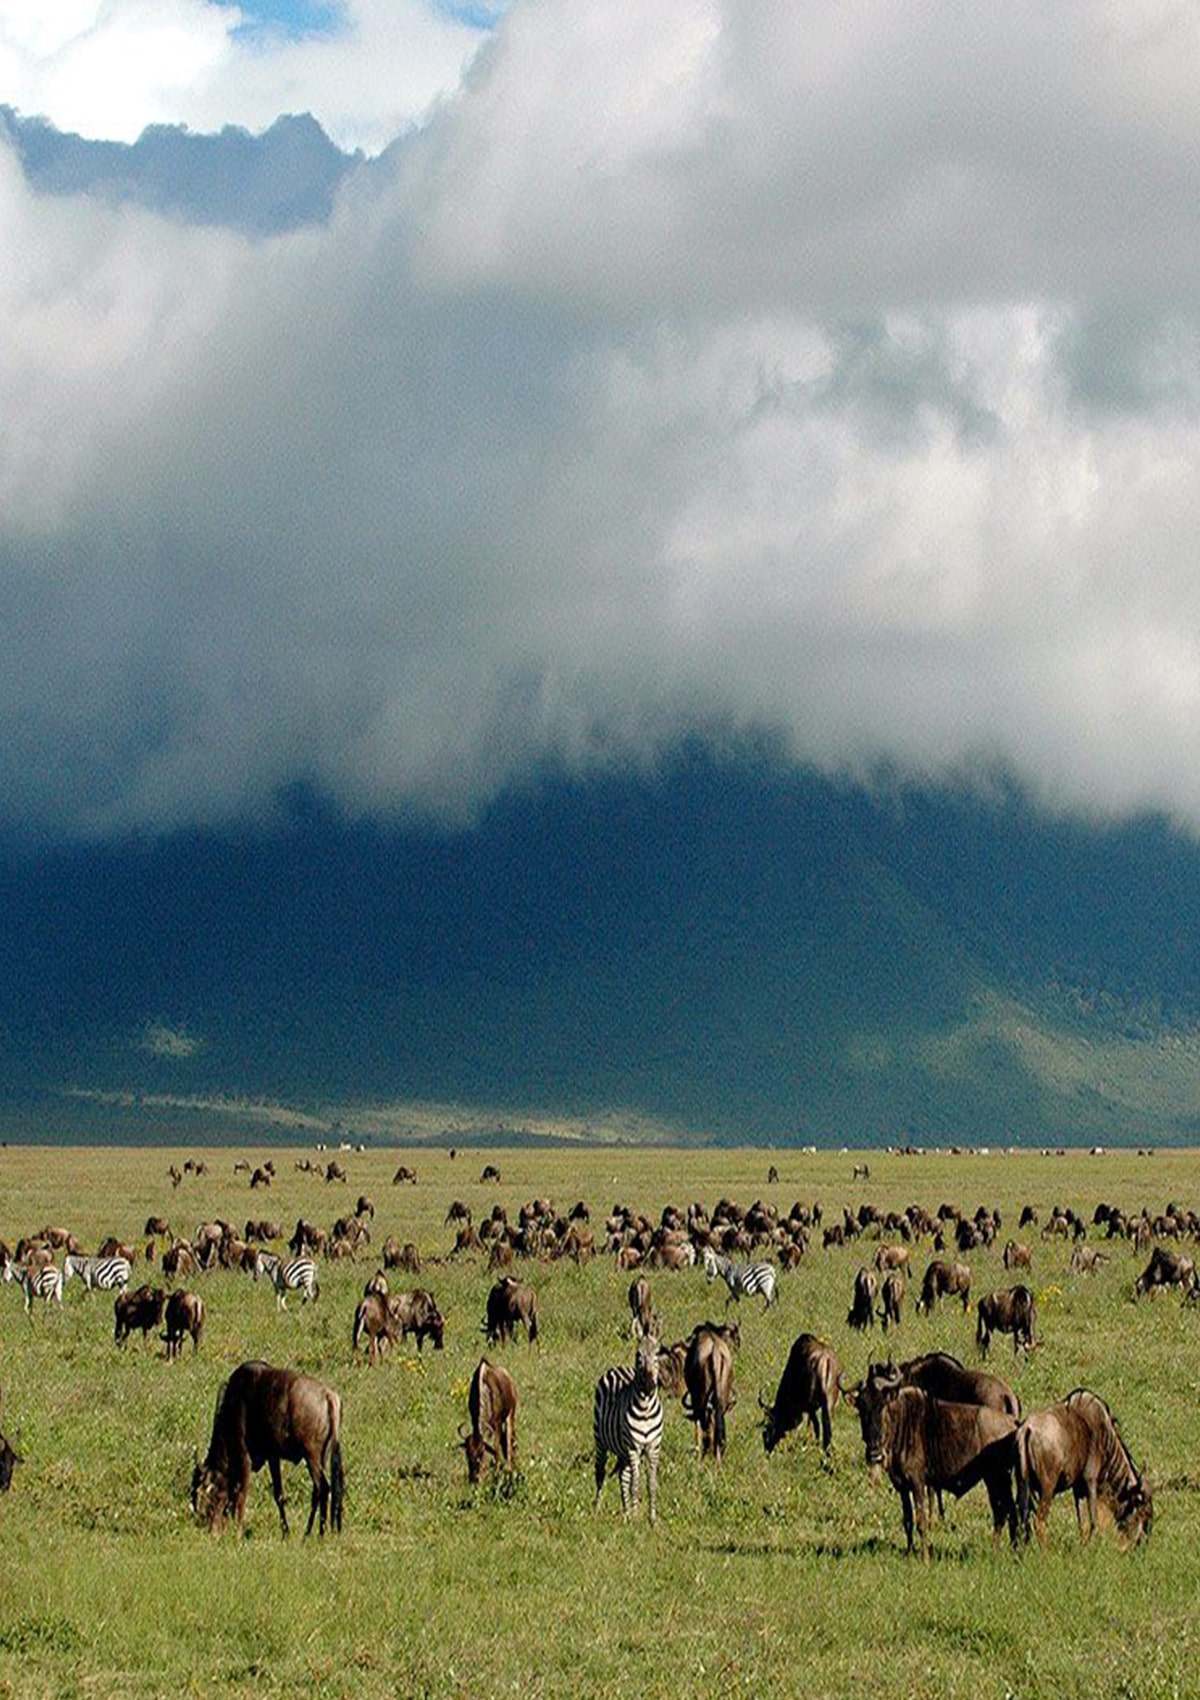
[0,1143,1195,1698]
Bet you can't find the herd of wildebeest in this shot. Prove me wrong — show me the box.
[0,1153,1191,1556]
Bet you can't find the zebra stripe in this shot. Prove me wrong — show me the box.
[702,1245,777,1308]
[63,1254,132,1293]
[593,1336,664,1523]
[3,1260,64,1313]
[256,1252,319,1309]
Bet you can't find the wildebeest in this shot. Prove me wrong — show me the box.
[484,1276,539,1346]
[882,1350,1020,1419]
[388,1288,445,1351]
[1015,1388,1152,1547]
[192,1361,343,1537]
[325,1161,348,1183]
[382,1236,422,1273]
[759,1333,840,1453]
[1071,1244,1108,1275]
[392,1165,418,1185]
[1003,1240,1033,1271]
[628,1275,656,1339]
[164,1290,205,1358]
[682,1322,738,1464]
[1134,1246,1196,1300]
[916,1258,972,1315]
[0,1391,20,1492]
[114,1284,166,1345]
[847,1364,1019,1557]
[879,1270,905,1333]
[459,1357,518,1483]
[352,1291,397,1363]
[847,1267,877,1331]
[976,1285,1037,1357]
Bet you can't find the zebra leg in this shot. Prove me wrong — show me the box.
[624,1452,639,1519]
[593,1443,607,1507]
[646,1447,659,1525]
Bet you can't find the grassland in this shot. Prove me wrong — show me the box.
[0,1142,1195,1700]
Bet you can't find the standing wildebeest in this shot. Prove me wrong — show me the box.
[460,1357,518,1483]
[352,1291,397,1363]
[1015,1388,1152,1547]
[164,1290,205,1357]
[628,1276,657,1339]
[879,1270,905,1333]
[114,1284,166,1345]
[1003,1240,1033,1272]
[192,1361,343,1537]
[389,1288,446,1351]
[1134,1246,1196,1299]
[682,1322,738,1464]
[976,1285,1037,1356]
[883,1351,1020,1418]
[759,1333,841,1453]
[916,1258,972,1315]
[0,1391,20,1491]
[847,1267,877,1331]
[847,1365,1019,1557]
[484,1276,539,1345]
[593,1334,663,1523]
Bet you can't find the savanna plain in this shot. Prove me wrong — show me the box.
[0,1141,1196,1700]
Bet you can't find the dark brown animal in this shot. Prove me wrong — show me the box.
[879,1270,904,1333]
[1015,1388,1152,1547]
[459,1357,518,1482]
[916,1258,971,1315]
[325,1161,348,1184]
[847,1266,877,1331]
[976,1285,1037,1356]
[191,1361,343,1536]
[628,1276,656,1339]
[885,1351,1020,1418]
[114,1284,165,1346]
[389,1288,445,1351]
[0,1391,20,1491]
[484,1276,539,1346]
[163,1289,205,1357]
[392,1166,418,1185]
[847,1366,1019,1556]
[1003,1240,1032,1271]
[759,1333,840,1452]
[352,1291,398,1363]
[1134,1246,1196,1299]
[144,1216,171,1239]
[162,1241,198,1281]
[682,1322,738,1463]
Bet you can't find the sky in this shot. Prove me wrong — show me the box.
[5,0,1200,844]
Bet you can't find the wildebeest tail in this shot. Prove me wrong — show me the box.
[710,1392,726,1458]
[1014,1423,1032,1539]
[329,1438,344,1533]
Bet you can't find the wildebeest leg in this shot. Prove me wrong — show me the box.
[304,1463,326,1538]
[268,1456,290,1537]
[899,1482,915,1553]
[819,1401,832,1452]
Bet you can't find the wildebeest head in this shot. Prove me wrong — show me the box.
[1115,1474,1154,1547]
[846,1360,903,1477]
[458,1424,489,1484]
[758,1389,782,1452]
[191,1452,229,1532]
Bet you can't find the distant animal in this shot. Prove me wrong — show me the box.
[874,1244,911,1274]
[593,1335,663,1523]
[1003,1240,1033,1271]
[916,1258,972,1315]
[767,1164,779,1184]
[485,1277,539,1346]
[1134,1246,1196,1299]
[255,1253,319,1310]
[1015,1388,1152,1547]
[682,1322,738,1464]
[846,1363,1019,1556]
[3,1259,63,1313]
[879,1270,905,1333]
[852,1163,870,1181]
[325,1161,348,1184]
[144,1216,171,1239]
[352,1292,397,1363]
[114,1284,166,1345]
[355,1195,375,1220]
[759,1333,841,1453]
[1071,1245,1108,1275]
[63,1253,132,1294]
[847,1266,877,1331]
[460,1357,518,1483]
[164,1290,205,1357]
[192,1361,343,1537]
[628,1276,656,1339]
[701,1245,777,1309]
[392,1166,418,1185]
[382,1236,422,1273]
[387,1288,445,1351]
[976,1285,1037,1356]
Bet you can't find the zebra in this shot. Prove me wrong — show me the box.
[701,1244,777,1309]
[255,1251,319,1309]
[63,1254,132,1294]
[3,1259,64,1313]
[593,1334,664,1523]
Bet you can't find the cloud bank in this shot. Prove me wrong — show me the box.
[6,0,1200,842]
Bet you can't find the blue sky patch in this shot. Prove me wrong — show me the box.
[221,0,346,43]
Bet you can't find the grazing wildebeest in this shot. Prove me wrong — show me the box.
[164,1290,205,1357]
[481,1164,502,1183]
[460,1357,518,1483]
[392,1165,418,1185]
[916,1258,972,1315]
[114,1285,166,1345]
[484,1276,539,1346]
[1015,1388,1152,1547]
[1071,1244,1108,1275]
[0,1391,20,1491]
[1134,1246,1196,1299]
[355,1195,375,1221]
[682,1322,738,1464]
[352,1291,397,1363]
[847,1365,1019,1557]
[976,1285,1037,1356]
[879,1270,905,1333]
[847,1267,878,1331]
[759,1333,841,1453]
[382,1236,422,1273]
[325,1161,348,1184]
[162,1241,199,1281]
[389,1288,445,1351]
[593,1334,663,1523]
[874,1244,910,1274]
[192,1361,343,1537]
[144,1216,171,1239]
[1003,1240,1033,1272]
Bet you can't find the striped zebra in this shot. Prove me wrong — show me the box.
[63,1254,132,1294]
[702,1244,777,1309]
[593,1334,664,1523]
[3,1259,64,1313]
[255,1251,320,1309]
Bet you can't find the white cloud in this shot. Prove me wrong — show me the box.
[6,0,1200,840]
